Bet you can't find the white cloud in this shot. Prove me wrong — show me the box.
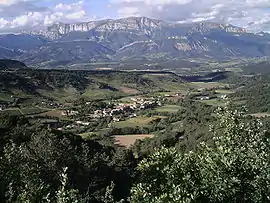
[66,10,86,20]
[0,18,8,28]
[44,12,64,26]
[0,0,270,33]
[55,1,84,11]
[0,0,92,33]
[110,0,270,32]
[117,7,139,17]
[0,0,18,6]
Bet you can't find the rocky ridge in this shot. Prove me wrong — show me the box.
[1,17,270,65]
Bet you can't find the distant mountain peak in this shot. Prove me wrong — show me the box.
[190,22,248,34]
[41,17,249,40]
[1,17,269,65]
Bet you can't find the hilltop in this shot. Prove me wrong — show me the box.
[0,59,27,69]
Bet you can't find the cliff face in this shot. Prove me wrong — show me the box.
[189,22,247,34]
[1,17,270,65]
[45,17,248,39]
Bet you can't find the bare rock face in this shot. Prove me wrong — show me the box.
[44,17,248,40]
[44,17,168,40]
[174,43,192,51]
[2,17,270,64]
[189,22,247,34]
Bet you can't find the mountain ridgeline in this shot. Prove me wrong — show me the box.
[1,17,270,65]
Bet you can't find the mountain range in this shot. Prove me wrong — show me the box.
[0,17,270,67]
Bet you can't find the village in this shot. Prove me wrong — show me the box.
[59,96,164,131]
[0,88,229,134]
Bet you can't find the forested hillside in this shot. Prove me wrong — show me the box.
[0,60,270,202]
[1,105,269,202]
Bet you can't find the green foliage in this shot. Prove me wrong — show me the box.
[0,60,26,70]
[132,100,215,157]
[0,115,137,203]
[55,167,82,203]
[131,106,270,203]
[234,74,270,113]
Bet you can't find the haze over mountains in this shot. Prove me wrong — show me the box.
[0,17,270,66]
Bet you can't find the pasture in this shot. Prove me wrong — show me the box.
[154,105,182,113]
[114,134,154,147]
[112,116,164,128]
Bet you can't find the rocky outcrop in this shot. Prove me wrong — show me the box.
[1,17,270,64]
[189,22,247,34]
[43,17,248,40]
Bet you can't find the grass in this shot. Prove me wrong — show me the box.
[79,132,96,139]
[37,109,64,118]
[114,134,154,147]
[171,121,184,128]
[1,108,22,115]
[82,89,126,100]
[2,107,51,116]
[225,67,243,73]
[155,105,182,113]
[111,116,163,128]
[94,128,111,135]
[37,88,79,103]
[201,99,227,107]
[119,87,139,94]
[117,96,135,103]
[39,119,59,123]
[249,113,270,118]
[144,75,188,91]
[189,82,228,90]
[20,107,49,115]
[0,93,14,102]
[215,89,234,94]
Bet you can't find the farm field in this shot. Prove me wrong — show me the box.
[79,132,96,139]
[249,113,270,118]
[111,116,164,128]
[37,109,64,118]
[82,89,126,100]
[200,99,227,107]
[114,134,154,147]
[215,89,234,94]
[37,88,79,103]
[0,93,13,102]
[20,107,49,115]
[1,107,49,116]
[189,82,228,90]
[119,87,139,94]
[154,105,182,113]
[1,108,22,115]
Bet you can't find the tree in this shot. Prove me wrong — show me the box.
[0,115,137,202]
[131,106,270,203]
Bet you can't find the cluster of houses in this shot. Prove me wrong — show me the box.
[58,97,163,131]
[61,110,79,116]
[89,97,162,120]
[197,94,227,101]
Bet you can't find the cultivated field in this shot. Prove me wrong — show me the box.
[20,107,48,115]
[215,89,234,94]
[119,87,139,94]
[200,99,228,107]
[189,82,228,90]
[154,105,182,113]
[112,116,164,128]
[37,109,64,118]
[114,134,154,147]
[249,113,270,118]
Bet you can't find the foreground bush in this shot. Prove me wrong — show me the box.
[131,107,270,203]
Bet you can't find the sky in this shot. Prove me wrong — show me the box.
[0,0,269,33]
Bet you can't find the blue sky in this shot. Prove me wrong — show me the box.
[0,0,269,33]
